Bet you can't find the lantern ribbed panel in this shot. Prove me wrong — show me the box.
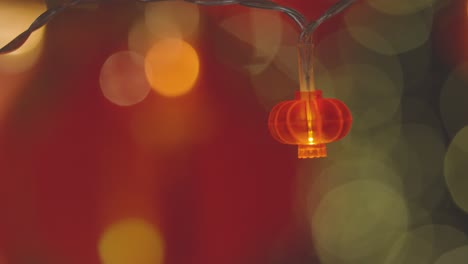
[268,90,352,158]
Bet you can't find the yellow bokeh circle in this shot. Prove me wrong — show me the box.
[444,126,468,213]
[367,0,435,15]
[435,245,468,264]
[145,38,199,97]
[98,218,164,264]
[0,2,46,73]
[311,180,408,262]
[145,1,200,39]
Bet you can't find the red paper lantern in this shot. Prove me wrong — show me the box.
[268,90,352,158]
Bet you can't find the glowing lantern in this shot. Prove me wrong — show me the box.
[268,90,352,158]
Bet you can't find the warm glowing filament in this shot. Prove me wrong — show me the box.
[304,93,314,145]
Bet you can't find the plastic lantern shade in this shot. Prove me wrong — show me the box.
[268,90,352,158]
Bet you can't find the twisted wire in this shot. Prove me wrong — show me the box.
[139,0,307,30]
[0,0,95,54]
[0,0,357,54]
[300,0,357,44]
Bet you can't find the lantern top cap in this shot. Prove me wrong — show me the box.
[295,90,322,100]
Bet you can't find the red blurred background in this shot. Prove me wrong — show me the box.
[1,0,468,264]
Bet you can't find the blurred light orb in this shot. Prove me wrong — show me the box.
[252,42,332,110]
[250,59,296,110]
[384,227,433,264]
[309,158,403,204]
[440,64,468,137]
[312,180,408,262]
[427,225,468,261]
[313,29,404,99]
[128,18,156,56]
[328,114,402,163]
[344,3,432,55]
[330,63,401,131]
[99,51,151,106]
[367,0,435,15]
[435,245,468,264]
[444,126,468,213]
[249,20,300,110]
[0,2,46,73]
[98,218,164,264]
[145,1,200,39]
[272,19,304,82]
[145,39,199,97]
[272,46,301,85]
[382,224,466,264]
[217,10,283,75]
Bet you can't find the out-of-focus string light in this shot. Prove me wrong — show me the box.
[0,2,45,73]
[128,18,155,56]
[311,179,408,263]
[128,1,201,56]
[444,126,468,213]
[307,158,403,202]
[344,2,432,55]
[427,225,468,262]
[384,224,468,264]
[384,225,435,264]
[435,245,468,264]
[330,63,401,130]
[215,9,283,75]
[144,1,200,40]
[366,0,435,15]
[0,0,358,159]
[98,218,165,264]
[145,38,199,97]
[100,51,152,106]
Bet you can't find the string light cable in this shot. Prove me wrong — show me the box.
[0,0,357,159]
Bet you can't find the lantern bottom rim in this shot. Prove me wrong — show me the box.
[298,144,327,159]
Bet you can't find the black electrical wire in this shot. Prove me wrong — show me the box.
[0,0,357,54]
